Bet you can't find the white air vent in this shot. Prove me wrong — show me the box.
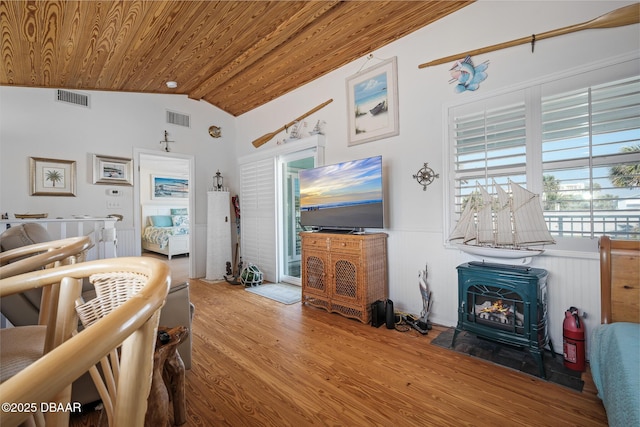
[166,110,191,128]
[56,89,90,108]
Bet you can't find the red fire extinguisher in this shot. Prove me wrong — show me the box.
[563,306,586,372]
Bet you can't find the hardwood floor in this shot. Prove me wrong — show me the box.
[72,263,608,426]
[183,280,607,426]
[141,251,190,284]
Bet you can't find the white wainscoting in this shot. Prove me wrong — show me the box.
[531,255,600,356]
[114,227,136,257]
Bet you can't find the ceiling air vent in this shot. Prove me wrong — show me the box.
[56,89,90,108]
[166,110,191,128]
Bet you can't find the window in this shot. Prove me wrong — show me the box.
[541,76,640,239]
[452,96,528,216]
[450,65,640,245]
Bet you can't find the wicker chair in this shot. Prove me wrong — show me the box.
[0,257,171,427]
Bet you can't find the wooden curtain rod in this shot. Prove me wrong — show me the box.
[418,4,639,69]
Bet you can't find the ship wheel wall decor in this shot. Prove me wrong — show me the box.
[413,163,439,191]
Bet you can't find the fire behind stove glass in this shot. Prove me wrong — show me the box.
[467,284,525,334]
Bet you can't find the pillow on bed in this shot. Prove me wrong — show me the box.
[174,226,189,235]
[149,215,173,227]
[172,215,189,227]
[170,208,188,215]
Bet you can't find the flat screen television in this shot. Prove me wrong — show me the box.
[299,155,384,231]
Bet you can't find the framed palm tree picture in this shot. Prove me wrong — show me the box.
[30,157,76,196]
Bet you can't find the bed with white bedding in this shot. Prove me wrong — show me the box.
[141,206,189,259]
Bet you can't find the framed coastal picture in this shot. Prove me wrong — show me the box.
[346,56,399,146]
[92,154,133,185]
[152,175,189,199]
[30,157,76,196]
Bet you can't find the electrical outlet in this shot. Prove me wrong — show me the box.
[107,200,121,209]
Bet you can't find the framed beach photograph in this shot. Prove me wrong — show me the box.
[152,175,189,200]
[92,154,133,185]
[30,157,76,196]
[346,56,399,146]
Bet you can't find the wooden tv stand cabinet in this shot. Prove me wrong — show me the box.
[300,232,388,323]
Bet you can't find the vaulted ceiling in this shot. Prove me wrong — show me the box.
[0,1,472,116]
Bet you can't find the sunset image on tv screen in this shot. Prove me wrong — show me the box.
[299,155,383,228]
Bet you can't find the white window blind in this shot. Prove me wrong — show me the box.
[541,76,640,239]
[239,157,277,281]
[452,98,527,216]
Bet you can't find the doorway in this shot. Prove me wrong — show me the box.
[278,150,316,285]
[133,149,195,279]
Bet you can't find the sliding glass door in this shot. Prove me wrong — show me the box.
[278,150,316,285]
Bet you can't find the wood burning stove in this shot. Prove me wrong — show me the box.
[454,262,554,378]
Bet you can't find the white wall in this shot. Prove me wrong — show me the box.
[1,1,638,351]
[234,1,639,350]
[0,88,237,274]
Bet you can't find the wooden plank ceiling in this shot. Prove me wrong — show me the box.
[0,1,472,116]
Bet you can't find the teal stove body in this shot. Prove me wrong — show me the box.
[454,261,554,378]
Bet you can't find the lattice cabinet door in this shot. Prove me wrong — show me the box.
[302,250,328,297]
[329,255,361,305]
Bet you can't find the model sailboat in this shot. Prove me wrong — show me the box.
[449,179,555,262]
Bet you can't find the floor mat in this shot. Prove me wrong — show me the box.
[431,328,584,392]
[245,283,301,305]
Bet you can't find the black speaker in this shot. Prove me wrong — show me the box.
[370,300,386,328]
[386,299,395,329]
